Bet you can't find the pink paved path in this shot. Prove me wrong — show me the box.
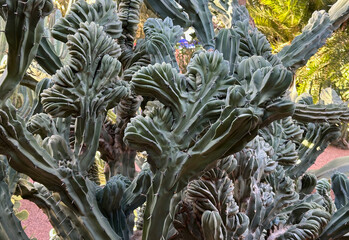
[19,146,349,240]
[309,145,349,171]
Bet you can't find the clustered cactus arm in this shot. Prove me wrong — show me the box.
[277,0,349,71]
[276,208,331,240]
[0,0,54,101]
[124,14,294,236]
[293,90,349,124]
[35,37,63,75]
[144,0,215,50]
[0,85,122,239]
[293,104,349,123]
[117,0,152,83]
[231,137,276,210]
[33,22,130,238]
[176,0,215,50]
[316,178,336,214]
[318,173,349,240]
[215,28,241,74]
[118,0,143,47]
[1,0,349,239]
[143,0,191,28]
[319,202,349,240]
[259,117,303,167]
[143,17,183,70]
[287,122,341,179]
[34,9,67,76]
[51,0,123,42]
[173,157,243,240]
[286,92,348,178]
[96,166,151,239]
[331,172,349,209]
[42,22,129,172]
[242,166,299,239]
[0,1,132,238]
[99,95,143,180]
[0,101,64,190]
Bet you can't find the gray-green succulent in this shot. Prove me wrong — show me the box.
[0,0,349,239]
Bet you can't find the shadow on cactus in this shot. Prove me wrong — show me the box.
[0,0,348,239]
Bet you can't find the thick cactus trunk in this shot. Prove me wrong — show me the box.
[142,170,176,240]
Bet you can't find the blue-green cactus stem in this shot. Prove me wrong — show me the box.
[319,202,349,240]
[277,0,349,71]
[178,0,216,50]
[118,0,143,47]
[17,180,80,240]
[141,169,177,240]
[144,0,215,50]
[99,95,142,180]
[52,0,122,43]
[332,172,349,209]
[96,167,151,239]
[0,0,54,102]
[58,173,123,240]
[143,0,191,28]
[287,123,341,179]
[35,37,63,75]
[0,160,29,240]
[125,50,294,239]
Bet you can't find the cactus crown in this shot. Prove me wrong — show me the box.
[0,0,348,240]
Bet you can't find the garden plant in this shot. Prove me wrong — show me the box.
[0,0,349,239]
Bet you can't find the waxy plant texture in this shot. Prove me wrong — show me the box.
[0,0,349,239]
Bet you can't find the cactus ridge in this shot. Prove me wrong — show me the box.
[52,0,123,42]
[0,0,349,239]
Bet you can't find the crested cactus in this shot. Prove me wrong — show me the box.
[143,0,191,29]
[96,166,152,240]
[51,0,123,42]
[259,117,303,167]
[287,122,341,179]
[125,47,293,238]
[35,37,63,75]
[319,202,349,240]
[120,6,297,237]
[99,95,143,180]
[0,2,130,239]
[173,157,244,240]
[0,0,348,239]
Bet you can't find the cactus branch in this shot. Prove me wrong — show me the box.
[0,160,29,240]
[0,0,54,101]
[277,0,349,71]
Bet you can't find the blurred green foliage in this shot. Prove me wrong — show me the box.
[247,0,348,102]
